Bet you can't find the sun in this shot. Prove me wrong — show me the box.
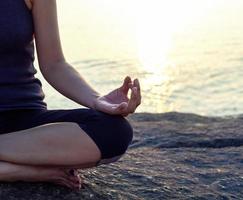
[132,0,221,73]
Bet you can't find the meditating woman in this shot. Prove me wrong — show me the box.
[0,0,141,189]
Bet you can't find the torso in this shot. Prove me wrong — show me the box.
[0,0,48,111]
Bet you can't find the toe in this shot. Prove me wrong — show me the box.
[63,169,82,184]
[57,177,81,190]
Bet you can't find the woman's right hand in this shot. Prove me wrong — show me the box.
[93,76,141,117]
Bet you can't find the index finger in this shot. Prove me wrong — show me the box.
[127,87,139,113]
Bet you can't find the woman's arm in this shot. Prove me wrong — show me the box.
[31,0,141,115]
[31,0,101,109]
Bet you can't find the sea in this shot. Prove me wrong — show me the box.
[34,0,243,117]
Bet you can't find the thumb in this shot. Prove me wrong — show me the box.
[117,102,128,110]
[111,102,127,115]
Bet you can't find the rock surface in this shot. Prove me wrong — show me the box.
[1,112,243,199]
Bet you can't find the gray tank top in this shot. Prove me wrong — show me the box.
[0,0,48,111]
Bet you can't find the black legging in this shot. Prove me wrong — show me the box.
[0,108,133,166]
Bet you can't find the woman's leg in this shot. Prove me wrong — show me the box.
[0,108,133,189]
[0,122,101,166]
[0,108,133,167]
[0,121,99,189]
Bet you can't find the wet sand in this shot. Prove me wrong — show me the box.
[0,112,243,199]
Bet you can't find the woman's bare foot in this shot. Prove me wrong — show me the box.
[0,161,82,190]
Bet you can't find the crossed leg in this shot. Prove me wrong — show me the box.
[0,107,133,190]
[0,122,102,189]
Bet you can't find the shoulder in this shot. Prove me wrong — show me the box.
[24,0,33,10]
[25,0,57,11]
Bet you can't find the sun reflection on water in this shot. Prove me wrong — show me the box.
[132,0,222,112]
[134,0,220,73]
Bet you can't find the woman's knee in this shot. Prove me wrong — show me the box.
[95,112,133,160]
[110,115,133,155]
[77,110,133,164]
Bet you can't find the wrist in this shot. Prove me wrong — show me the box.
[90,93,101,110]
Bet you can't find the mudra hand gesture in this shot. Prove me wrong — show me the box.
[93,76,141,117]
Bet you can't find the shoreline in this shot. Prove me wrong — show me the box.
[130,111,243,120]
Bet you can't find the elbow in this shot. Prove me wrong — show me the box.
[39,59,66,77]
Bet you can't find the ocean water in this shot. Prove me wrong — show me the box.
[34,0,243,117]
